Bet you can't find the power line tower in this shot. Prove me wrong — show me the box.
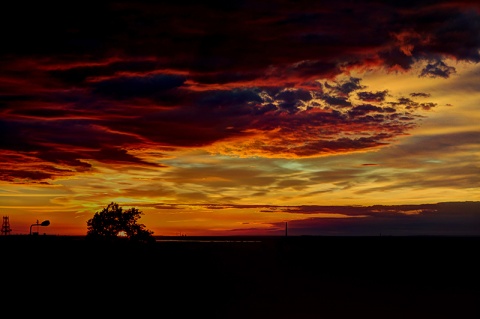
[1,216,12,235]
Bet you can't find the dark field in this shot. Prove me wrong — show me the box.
[2,235,479,318]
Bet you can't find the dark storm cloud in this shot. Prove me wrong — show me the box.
[422,8,480,63]
[36,150,92,170]
[0,118,162,181]
[378,48,416,71]
[375,4,480,75]
[0,168,56,183]
[92,74,187,99]
[279,60,340,81]
[47,59,162,85]
[325,77,365,96]
[275,89,312,112]
[0,94,34,104]
[0,120,48,152]
[357,90,389,102]
[2,1,479,74]
[348,104,384,117]
[190,70,263,85]
[410,92,431,98]
[420,60,457,78]
[196,88,264,109]
[321,95,352,107]
[1,0,479,181]
[388,96,438,110]
[9,107,72,118]
[88,147,162,166]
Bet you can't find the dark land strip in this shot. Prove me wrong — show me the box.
[1,235,479,318]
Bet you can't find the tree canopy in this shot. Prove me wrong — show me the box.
[86,202,154,243]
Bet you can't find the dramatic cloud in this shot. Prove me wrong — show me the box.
[2,2,478,178]
[420,60,457,78]
[357,90,389,102]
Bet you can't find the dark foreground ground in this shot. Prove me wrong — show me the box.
[1,235,479,318]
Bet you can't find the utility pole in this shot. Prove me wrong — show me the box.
[1,216,12,235]
[285,222,288,237]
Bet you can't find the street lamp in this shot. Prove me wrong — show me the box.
[30,219,50,235]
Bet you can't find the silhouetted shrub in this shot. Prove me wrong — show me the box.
[86,202,154,244]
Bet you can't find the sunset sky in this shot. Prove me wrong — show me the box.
[1,0,479,236]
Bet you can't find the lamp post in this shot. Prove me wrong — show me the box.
[30,219,50,235]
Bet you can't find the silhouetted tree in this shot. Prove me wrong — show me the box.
[86,202,154,243]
